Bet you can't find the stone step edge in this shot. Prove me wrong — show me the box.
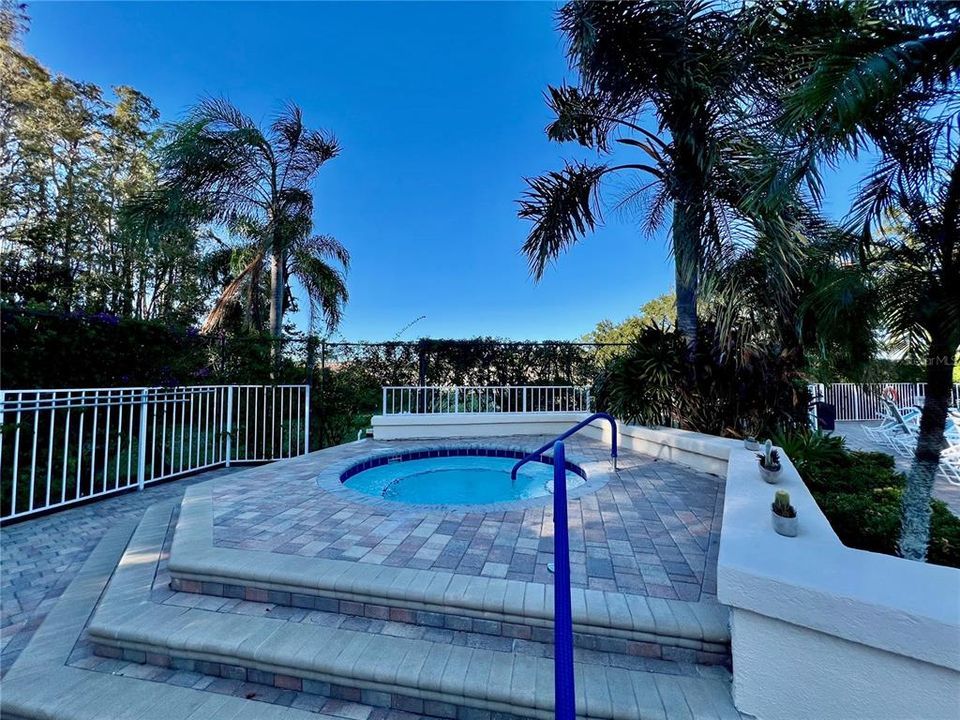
[167,574,729,663]
[87,503,742,720]
[171,487,729,648]
[88,604,739,720]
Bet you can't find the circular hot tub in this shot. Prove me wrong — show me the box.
[339,448,586,506]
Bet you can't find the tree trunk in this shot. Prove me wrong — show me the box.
[898,333,955,561]
[672,202,700,359]
[268,247,285,368]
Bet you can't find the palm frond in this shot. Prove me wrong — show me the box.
[288,248,348,332]
[518,162,607,280]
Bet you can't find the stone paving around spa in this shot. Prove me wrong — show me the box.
[212,435,724,602]
[1,434,735,720]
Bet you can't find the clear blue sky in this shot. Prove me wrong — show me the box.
[25,2,866,342]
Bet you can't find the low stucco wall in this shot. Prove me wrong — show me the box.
[371,412,735,475]
[583,420,737,476]
[718,446,960,720]
[370,412,592,441]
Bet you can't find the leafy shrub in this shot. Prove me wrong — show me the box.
[782,430,959,568]
[772,429,847,478]
[593,323,809,437]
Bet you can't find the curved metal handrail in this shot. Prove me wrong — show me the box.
[510,412,618,480]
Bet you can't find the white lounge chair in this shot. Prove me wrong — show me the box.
[938,443,960,486]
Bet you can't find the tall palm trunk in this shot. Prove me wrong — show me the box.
[269,247,285,360]
[672,200,701,359]
[899,332,955,560]
[900,160,960,561]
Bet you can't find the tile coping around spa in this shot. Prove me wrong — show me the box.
[316,442,613,514]
[169,483,730,647]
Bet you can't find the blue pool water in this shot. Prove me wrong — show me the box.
[344,455,584,505]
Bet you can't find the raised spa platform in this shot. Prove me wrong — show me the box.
[6,432,742,719]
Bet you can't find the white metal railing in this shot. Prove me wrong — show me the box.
[380,386,591,415]
[809,382,960,422]
[0,384,309,522]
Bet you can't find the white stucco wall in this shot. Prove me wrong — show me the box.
[730,608,960,720]
[372,412,735,475]
[370,411,592,441]
[584,420,737,476]
[719,446,960,720]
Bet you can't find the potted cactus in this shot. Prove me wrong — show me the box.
[757,439,782,483]
[743,436,760,451]
[771,490,798,537]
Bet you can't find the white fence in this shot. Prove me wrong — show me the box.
[381,386,591,415]
[810,382,960,422]
[0,384,310,522]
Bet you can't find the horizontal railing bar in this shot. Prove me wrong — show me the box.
[0,383,307,393]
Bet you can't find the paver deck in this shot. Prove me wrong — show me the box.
[0,466,243,678]
[1,434,734,719]
[211,435,724,603]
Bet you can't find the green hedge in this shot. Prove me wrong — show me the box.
[777,431,959,568]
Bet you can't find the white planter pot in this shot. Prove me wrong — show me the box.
[759,464,781,484]
[772,511,798,537]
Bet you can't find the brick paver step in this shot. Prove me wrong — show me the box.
[0,507,349,720]
[170,484,730,665]
[88,504,745,720]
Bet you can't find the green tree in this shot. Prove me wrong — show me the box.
[1,3,210,323]
[202,210,349,337]
[583,292,676,363]
[773,0,960,560]
[155,99,345,346]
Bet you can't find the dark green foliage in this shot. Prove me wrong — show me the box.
[772,429,848,478]
[316,338,603,446]
[782,430,960,568]
[592,323,809,437]
[0,307,306,388]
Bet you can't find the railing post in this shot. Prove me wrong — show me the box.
[382,387,388,415]
[137,389,149,492]
[522,388,527,414]
[304,385,311,453]
[225,386,234,467]
[585,388,591,413]
[552,440,575,720]
[454,387,459,414]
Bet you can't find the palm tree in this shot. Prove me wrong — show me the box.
[771,0,960,560]
[156,99,343,344]
[518,1,799,358]
[202,206,349,336]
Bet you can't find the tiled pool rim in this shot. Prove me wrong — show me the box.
[339,446,588,482]
[318,442,614,513]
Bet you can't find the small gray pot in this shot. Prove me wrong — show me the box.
[772,511,798,537]
[744,438,760,451]
[759,463,782,484]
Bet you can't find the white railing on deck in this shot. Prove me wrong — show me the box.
[809,382,960,422]
[381,386,591,415]
[0,384,309,522]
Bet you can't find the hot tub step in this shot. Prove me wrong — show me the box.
[169,488,730,666]
[88,504,744,720]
